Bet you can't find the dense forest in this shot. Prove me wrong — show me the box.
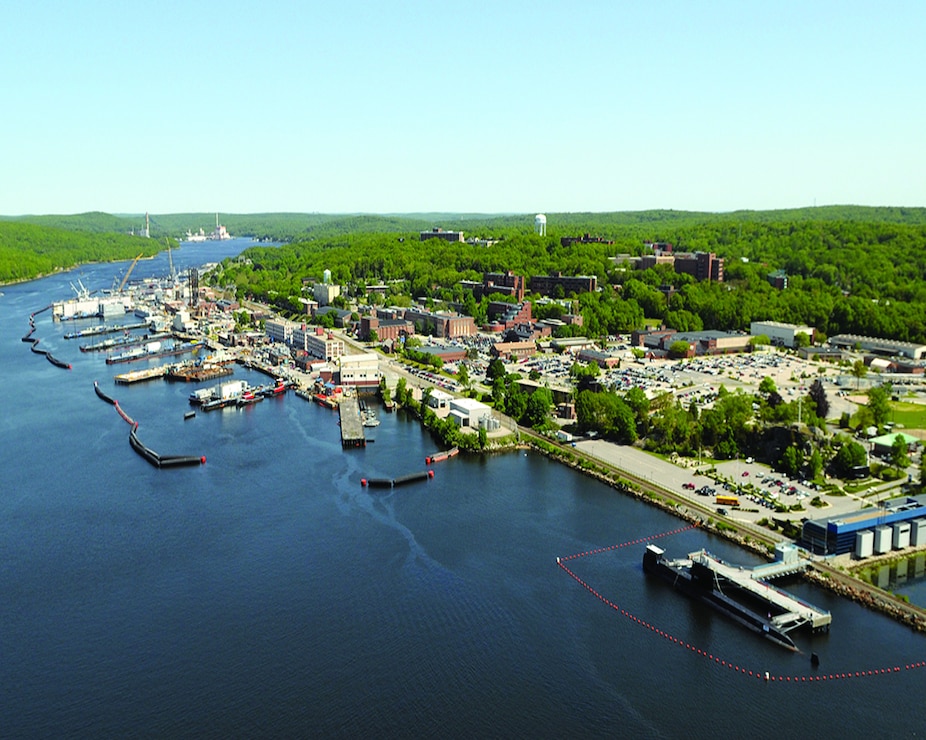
[4,208,926,344]
[0,222,165,284]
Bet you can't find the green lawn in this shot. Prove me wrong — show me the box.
[887,401,926,431]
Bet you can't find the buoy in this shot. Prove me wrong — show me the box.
[200,456,206,464]
[361,478,368,487]
[428,469,434,478]
[811,652,820,667]
[425,456,431,464]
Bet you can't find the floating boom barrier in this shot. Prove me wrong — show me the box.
[22,307,71,370]
[93,381,205,469]
[361,470,434,488]
[128,424,205,469]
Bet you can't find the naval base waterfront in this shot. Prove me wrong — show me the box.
[3,242,926,738]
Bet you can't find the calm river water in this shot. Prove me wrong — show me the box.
[1,241,924,738]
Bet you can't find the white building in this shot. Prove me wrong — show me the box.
[750,321,815,348]
[448,397,492,429]
[266,318,295,344]
[339,352,380,388]
[314,283,341,306]
[302,330,344,361]
[426,388,453,411]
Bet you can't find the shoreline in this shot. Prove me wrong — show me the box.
[395,391,926,636]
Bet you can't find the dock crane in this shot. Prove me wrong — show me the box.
[118,253,144,293]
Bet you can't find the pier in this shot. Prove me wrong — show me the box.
[644,543,831,649]
[687,549,832,632]
[339,396,366,447]
[114,365,170,384]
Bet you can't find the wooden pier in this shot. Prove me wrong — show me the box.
[339,396,366,447]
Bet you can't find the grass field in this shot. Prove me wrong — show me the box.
[887,401,926,431]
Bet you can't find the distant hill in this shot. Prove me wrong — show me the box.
[0,221,162,284]
[3,205,925,244]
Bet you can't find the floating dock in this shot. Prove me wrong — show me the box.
[644,544,830,650]
[339,396,366,447]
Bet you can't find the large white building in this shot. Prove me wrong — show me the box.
[750,321,815,348]
[307,332,344,361]
[448,398,493,429]
[266,318,295,344]
[313,283,341,306]
[338,352,380,389]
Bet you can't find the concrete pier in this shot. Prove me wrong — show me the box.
[339,396,366,447]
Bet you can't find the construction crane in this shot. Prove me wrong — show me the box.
[118,253,144,293]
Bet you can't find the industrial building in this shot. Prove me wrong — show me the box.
[338,352,380,390]
[828,334,926,360]
[801,495,926,556]
[448,398,494,429]
[750,321,815,348]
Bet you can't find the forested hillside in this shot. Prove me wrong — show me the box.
[0,222,163,284]
[210,214,926,343]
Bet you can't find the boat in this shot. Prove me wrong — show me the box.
[426,447,459,464]
[363,413,380,427]
[106,340,200,365]
[167,360,234,383]
[236,389,264,407]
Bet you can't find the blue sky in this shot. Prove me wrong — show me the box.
[3,1,924,215]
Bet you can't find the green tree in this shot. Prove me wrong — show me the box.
[759,376,777,395]
[832,439,868,477]
[486,358,507,382]
[808,378,829,419]
[851,360,868,390]
[457,362,471,390]
[523,387,553,427]
[808,449,824,480]
[867,385,891,427]
[890,435,911,472]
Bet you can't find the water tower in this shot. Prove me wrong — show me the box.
[323,269,332,284]
[534,214,547,236]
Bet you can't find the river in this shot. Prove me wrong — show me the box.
[1,240,924,738]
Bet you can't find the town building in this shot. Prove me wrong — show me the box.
[487,301,532,330]
[828,334,926,361]
[313,282,341,306]
[266,318,295,344]
[297,327,344,361]
[414,345,467,364]
[751,321,815,348]
[420,227,464,243]
[577,348,621,369]
[313,306,353,328]
[448,397,494,429]
[426,388,453,411]
[530,272,598,296]
[404,308,477,338]
[360,315,414,342]
[633,243,724,282]
[490,340,537,361]
[560,233,614,247]
[338,352,380,390]
[801,495,926,556]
